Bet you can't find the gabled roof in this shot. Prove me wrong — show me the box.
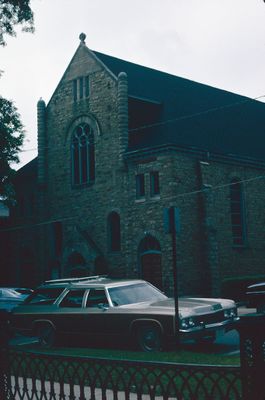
[14,157,37,183]
[95,50,265,163]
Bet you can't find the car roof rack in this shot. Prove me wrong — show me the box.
[43,275,108,284]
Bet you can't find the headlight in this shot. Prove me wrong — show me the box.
[224,308,237,318]
[181,317,196,329]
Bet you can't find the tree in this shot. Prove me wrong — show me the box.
[0,0,34,204]
[0,97,24,204]
[0,0,34,46]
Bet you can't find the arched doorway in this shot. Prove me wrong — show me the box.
[138,235,162,290]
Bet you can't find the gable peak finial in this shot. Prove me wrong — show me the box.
[79,32,86,44]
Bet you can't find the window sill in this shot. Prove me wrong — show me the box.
[72,181,95,189]
[135,198,146,203]
[150,195,160,201]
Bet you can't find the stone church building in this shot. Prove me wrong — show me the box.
[2,33,265,296]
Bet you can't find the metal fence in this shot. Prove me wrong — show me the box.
[0,347,242,400]
[1,313,265,399]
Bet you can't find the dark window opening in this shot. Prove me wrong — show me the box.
[59,289,86,308]
[86,289,108,307]
[150,171,160,196]
[108,212,121,252]
[136,174,145,198]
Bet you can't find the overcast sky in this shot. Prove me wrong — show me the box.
[1,0,265,168]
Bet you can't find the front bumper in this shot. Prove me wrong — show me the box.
[179,317,239,341]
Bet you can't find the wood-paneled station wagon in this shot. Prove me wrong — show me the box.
[11,276,239,351]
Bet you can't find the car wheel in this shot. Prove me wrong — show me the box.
[37,323,56,348]
[136,324,162,352]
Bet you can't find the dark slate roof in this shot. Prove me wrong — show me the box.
[95,50,265,163]
[14,157,37,183]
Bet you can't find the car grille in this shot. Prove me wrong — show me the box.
[196,310,225,325]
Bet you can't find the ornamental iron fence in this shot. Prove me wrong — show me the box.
[0,347,241,400]
[239,313,265,400]
[0,313,264,400]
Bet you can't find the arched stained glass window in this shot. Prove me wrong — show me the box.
[71,123,95,185]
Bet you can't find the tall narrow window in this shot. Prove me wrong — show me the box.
[73,80,77,102]
[108,212,121,252]
[71,124,95,185]
[136,174,145,199]
[150,171,160,197]
[73,76,89,101]
[79,77,84,99]
[230,179,246,246]
[85,76,90,98]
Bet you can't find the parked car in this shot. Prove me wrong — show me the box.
[246,282,265,313]
[11,276,239,351]
[0,288,33,312]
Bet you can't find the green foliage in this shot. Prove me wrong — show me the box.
[0,1,34,203]
[0,96,24,204]
[0,0,34,46]
[221,274,265,302]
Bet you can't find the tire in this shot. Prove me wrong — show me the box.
[136,324,162,352]
[37,323,56,348]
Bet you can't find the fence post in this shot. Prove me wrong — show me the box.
[238,313,265,400]
[0,310,12,400]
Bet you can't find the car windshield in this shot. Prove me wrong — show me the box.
[15,288,33,295]
[108,282,167,306]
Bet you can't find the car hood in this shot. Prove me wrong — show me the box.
[246,282,265,294]
[123,297,235,318]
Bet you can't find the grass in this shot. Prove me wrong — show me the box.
[14,342,240,366]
